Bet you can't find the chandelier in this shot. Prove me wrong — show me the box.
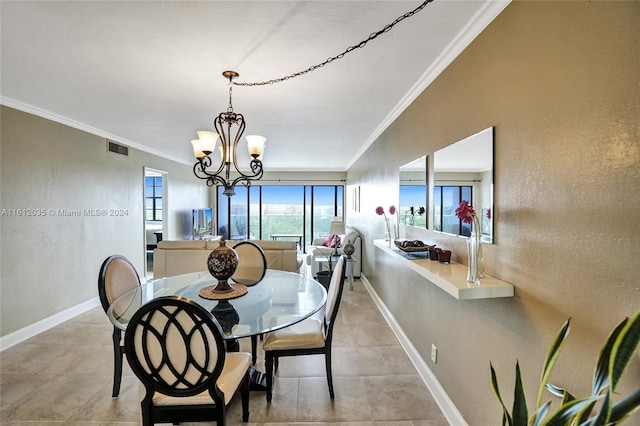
[190,70,266,197]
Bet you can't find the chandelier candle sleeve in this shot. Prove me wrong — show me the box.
[197,131,218,154]
[246,135,266,158]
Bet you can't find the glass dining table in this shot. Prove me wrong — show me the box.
[107,269,327,389]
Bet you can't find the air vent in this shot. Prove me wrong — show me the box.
[107,140,129,156]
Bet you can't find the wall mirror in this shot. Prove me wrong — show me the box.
[433,127,494,243]
[399,155,427,228]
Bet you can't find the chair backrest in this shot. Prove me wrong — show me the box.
[324,255,346,331]
[231,241,267,286]
[98,254,141,313]
[124,296,226,399]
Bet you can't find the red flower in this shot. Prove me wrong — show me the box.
[389,205,396,215]
[375,206,385,216]
[455,200,477,224]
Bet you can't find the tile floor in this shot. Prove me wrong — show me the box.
[0,278,448,425]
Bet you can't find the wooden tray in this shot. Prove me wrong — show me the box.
[394,240,434,252]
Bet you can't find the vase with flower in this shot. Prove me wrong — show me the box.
[406,206,426,226]
[455,200,484,285]
[375,205,397,245]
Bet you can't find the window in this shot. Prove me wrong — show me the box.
[145,176,163,221]
[433,185,472,236]
[216,184,343,251]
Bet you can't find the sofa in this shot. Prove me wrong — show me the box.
[153,238,300,278]
[306,225,361,278]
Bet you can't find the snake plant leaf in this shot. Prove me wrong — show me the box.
[540,395,604,426]
[583,390,611,426]
[610,310,640,392]
[545,383,597,424]
[592,318,627,395]
[575,400,599,425]
[545,383,575,404]
[609,388,640,424]
[491,362,514,426]
[537,318,571,409]
[532,401,551,426]
[513,361,528,426]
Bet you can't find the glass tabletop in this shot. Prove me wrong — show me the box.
[107,269,327,339]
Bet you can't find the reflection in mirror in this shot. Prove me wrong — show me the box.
[433,127,493,243]
[399,156,427,228]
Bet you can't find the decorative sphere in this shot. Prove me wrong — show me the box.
[207,238,239,286]
[343,239,355,256]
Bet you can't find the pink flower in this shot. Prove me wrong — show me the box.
[486,208,492,219]
[389,205,396,215]
[375,206,385,216]
[455,200,477,224]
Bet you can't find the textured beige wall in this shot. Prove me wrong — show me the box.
[347,1,639,424]
[0,106,209,335]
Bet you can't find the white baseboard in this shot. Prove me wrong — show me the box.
[360,273,467,426]
[0,297,101,351]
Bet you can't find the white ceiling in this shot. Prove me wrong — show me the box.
[1,1,509,172]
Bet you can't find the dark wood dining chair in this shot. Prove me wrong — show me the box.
[231,241,268,364]
[124,296,251,426]
[231,240,267,286]
[97,254,141,397]
[262,255,346,402]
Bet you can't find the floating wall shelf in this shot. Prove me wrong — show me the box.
[374,239,514,300]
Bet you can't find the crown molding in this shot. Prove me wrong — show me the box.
[347,0,511,170]
[0,96,192,166]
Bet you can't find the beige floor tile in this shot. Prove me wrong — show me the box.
[3,373,107,422]
[377,346,421,375]
[340,305,388,326]
[332,346,394,377]
[71,376,145,422]
[350,323,400,347]
[297,376,372,423]
[363,375,445,422]
[0,373,56,413]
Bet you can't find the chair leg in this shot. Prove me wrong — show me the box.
[241,371,250,422]
[250,335,257,365]
[217,403,226,426]
[325,348,335,399]
[112,328,123,397]
[265,352,274,402]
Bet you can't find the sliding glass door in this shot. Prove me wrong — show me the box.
[217,184,343,251]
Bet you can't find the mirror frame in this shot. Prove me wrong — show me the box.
[399,156,428,229]
[432,127,494,243]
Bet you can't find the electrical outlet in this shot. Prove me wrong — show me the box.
[431,343,437,363]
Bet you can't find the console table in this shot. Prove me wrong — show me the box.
[374,239,514,300]
[271,233,303,251]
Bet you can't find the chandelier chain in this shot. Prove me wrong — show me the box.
[232,0,434,87]
[228,85,234,112]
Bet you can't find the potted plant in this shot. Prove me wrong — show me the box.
[490,309,640,425]
[315,244,338,289]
